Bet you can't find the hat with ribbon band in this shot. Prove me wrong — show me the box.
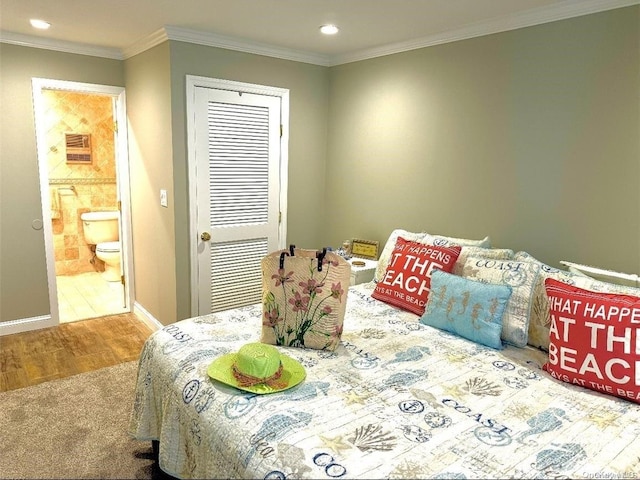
[207,342,306,394]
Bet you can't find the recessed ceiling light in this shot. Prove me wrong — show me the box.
[30,19,51,30]
[320,24,339,35]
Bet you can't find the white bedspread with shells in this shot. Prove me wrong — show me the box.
[130,282,640,479]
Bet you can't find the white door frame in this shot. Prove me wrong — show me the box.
[185,75,289,317]
[30,78,134,331]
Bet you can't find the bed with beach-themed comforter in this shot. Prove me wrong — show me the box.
[129,276,640,479]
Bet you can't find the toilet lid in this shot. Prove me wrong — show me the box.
[97,241,120,253]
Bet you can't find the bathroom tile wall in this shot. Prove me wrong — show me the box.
[44,90,118,276]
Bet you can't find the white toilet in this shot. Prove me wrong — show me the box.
[95,241,122,282]
[80,211,122,282]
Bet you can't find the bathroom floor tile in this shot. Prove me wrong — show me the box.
[56,272,127,323]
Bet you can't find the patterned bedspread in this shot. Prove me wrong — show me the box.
[129,283,640,479]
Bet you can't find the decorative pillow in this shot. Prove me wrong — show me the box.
[460,256,540,347]
[452,247,514,276]
[423,233,491,249]
[543,278,640,404]
[514,251,577,351]
[420,269,512,349]
[374,229,491,282]
[515,251,640,351]
[372,238,461,316]
[374,229,426,283]
[571,275,640,296]
[560,260,640,288]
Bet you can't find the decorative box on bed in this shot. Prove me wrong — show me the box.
[129,230,640,480]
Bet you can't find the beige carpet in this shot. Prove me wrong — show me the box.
[0,361,170,479]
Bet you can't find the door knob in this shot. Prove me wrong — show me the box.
[200,232,211,241]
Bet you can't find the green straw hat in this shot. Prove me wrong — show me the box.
[207,342,306,394]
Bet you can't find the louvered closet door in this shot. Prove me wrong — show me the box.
[194,87,281,314]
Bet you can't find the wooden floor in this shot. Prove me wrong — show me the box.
[0,313,154,393]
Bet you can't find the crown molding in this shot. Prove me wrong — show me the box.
[121,27,169,59]
[159,25,332,66]
[1,0,638,66]
[0,30,123,60]
[329,0,640,65]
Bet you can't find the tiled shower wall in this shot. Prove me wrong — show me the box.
[44,90,118,276]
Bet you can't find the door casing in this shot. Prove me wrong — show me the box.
[186,75,289,317]
[30,78,134,332]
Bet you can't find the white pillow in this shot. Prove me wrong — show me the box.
[513,251,575,351]
[374,229,491,282]
[514,252,640,351]
[560,260,639,288]
[424,234,491,249]
[452,247,514,276]
[460,256,540,348]
[374,229,426,282]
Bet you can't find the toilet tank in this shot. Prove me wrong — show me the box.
[81,211,119,245]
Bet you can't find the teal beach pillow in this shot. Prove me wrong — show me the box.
[420,269,512,349]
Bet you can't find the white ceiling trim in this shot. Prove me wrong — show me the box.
[161,26,332,66]
[121,28,170,60]
[330,0,640,65]
[0,30,123,60]
[1,0,638,65]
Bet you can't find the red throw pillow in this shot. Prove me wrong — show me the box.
[543,278,640,404]
[372,237,461,315]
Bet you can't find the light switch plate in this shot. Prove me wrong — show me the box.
[160,189,168,207]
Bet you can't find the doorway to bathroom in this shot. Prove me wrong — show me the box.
[32,78,134,325]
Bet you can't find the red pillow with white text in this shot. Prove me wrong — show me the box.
[372,237,461,315]
[543,278,640,404]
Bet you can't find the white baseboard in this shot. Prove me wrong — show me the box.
[0,314,56,336]
[133,301,164,332]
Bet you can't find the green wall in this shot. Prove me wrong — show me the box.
[124,43,177,325]
[123,41,330,324]
[0,44,123,322]
[167,41,330,321]
[325,6,640,273]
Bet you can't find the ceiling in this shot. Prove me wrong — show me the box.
[0,0,637,65]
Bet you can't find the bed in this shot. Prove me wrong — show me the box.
[129,273,640,479]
